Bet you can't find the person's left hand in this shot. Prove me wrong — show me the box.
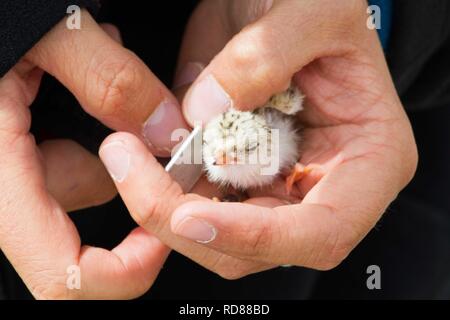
[0,12,176,298]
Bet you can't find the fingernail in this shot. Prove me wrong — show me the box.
[143,99,188,151]
[173,217,217,244]
[184,74,231,125]
[173,62,204,89]
[99,141,130,183]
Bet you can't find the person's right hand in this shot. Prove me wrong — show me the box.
[98,0,418,281]
[0,10,186,299]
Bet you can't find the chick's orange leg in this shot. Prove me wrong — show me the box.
[285,163,316,195]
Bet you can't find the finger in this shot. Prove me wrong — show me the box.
[175,0,271,78]
[39,139,117,212]
[189,176,224,200]
[0,67,168,299]
[99,131,213,248]
[169,200,338,268]
[247,177,304,203]
[172,63,204,105]
[26,10,188,156]
[79,227,169,299]
[39,24,120,212]
[170,154,402,269]
[244,196,288,207]
[173,62,204,90]
[175,0,241,125]
[100,23,122,44]
[99,132,267,279]
[180,0,365,125]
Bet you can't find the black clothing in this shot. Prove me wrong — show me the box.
[0,0,99,77]
[1,0,450,299]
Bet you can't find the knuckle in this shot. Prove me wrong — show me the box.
[227,0,271,30]
[215,264,248,280]
[30,274,80,300]
[243,218,273,257]
[209,255,248,280]
[217,268,244,280]
[314,235,351,271]
[310,216,353,271]
[386,122,419,189]
[88,53,143,118]
[0,95,19,112]
[315,257,343,271]
[132,195,157,228]
[402,140,419,185]
[33,285,71,300]
[0,96,31,135]
[132,176,182,230]
[227,29,286,91]
[289,0,365,42]
[315,241,350,271]
[325,0,366,26]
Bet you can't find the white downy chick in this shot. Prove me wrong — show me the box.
[203,84,305,190]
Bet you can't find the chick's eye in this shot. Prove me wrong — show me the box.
[245,142,259,152]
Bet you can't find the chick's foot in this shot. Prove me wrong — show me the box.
[285,163,320,195]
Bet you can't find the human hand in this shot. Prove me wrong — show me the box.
[100,0,418,278]
[0,10,188,298]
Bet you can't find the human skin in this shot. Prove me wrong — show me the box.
[0,10,191,299]
[100,0,418,279]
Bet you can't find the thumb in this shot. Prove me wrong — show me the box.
[169,200,346,269]
[181,0,363,126]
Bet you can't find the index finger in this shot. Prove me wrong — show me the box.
[26,9,188,156]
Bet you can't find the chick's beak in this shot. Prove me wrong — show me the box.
[213,151,236,166]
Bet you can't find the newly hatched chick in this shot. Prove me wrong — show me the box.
[203,84,308,193]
